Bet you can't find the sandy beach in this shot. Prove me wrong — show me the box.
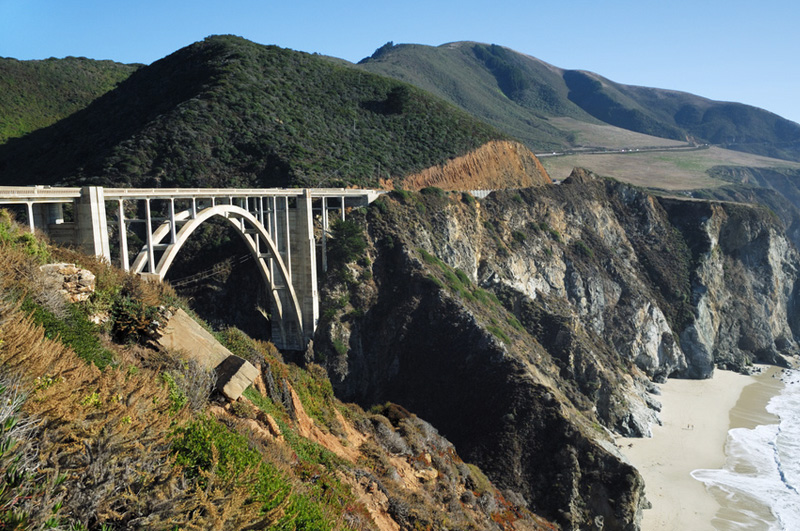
[617,366,783,530]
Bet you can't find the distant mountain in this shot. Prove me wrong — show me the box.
[0,56,139,143]
[358,42,591,152]
[358,42,800,162]
[0,36,505,188]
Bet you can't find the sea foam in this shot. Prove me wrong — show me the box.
[692,369,800,530]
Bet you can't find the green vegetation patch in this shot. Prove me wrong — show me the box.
[486,324,511,344]
[0,56,138,143]
[327,218,367,268]
[0,211,51,262]
[417,248,522,345]
[573,240,594,258]
[171,416,296,510]
[21,298,115,369]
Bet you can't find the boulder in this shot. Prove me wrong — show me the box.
[38,262,96,302]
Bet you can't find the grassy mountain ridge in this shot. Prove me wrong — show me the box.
[358,41,800,162]
[569,71,800,159]
[0,35,505,188]
[0,56,139,143]
[358,42,595,152]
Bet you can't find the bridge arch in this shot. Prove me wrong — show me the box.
[0,186,381,350]
[130,204,304,348]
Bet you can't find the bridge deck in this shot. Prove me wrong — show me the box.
[0,186,382,203]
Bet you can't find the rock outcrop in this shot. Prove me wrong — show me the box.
[315,170,800,530]
[38,263,96,303]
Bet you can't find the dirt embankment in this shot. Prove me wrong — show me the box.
[383,140,551,191]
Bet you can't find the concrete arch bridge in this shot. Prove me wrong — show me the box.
[0,186,381,350]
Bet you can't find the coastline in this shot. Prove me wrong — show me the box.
[617,366,783,530]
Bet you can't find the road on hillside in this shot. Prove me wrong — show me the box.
[536,144,709,158]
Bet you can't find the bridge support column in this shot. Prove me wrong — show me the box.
[75,187,111,262]
[288,190,319,345]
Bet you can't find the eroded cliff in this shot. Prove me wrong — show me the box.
[381,140,551,191]
[315,170,800,530]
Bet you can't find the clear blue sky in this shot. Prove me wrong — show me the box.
[2,0,799,124]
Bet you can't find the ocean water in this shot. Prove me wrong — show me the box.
[691,369,800,530]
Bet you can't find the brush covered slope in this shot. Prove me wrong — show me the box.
[0,56,139,143]
[314,172,800,530]
[0,35,505,188]
[0,212,556,530]
[358,42,800,161]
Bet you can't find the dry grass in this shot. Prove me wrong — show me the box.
[540,146,800,190]
[547,117,686,150]
[0,217,275,529]
[0,277,281,529]
[0,296,187,526]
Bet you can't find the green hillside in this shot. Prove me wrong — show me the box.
[0,36,505,188]
[566,72,800,160]
[358,42,595,152]
[0,56,139,143]
[359,42,800,162]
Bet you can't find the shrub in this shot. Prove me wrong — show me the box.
[371,198,389,214]
[332,337,347,356]
[160,372,188,413]
[420,186,445,197]
[574,240,594,258]
[327,219,366,268]
[110,295,159,344]
[538,221,562,242]
[0,211,51,263]
[165,357,217,412]
[392,189,413,203]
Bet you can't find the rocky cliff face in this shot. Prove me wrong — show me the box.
[315,170,800,530]
[664,199,800,377]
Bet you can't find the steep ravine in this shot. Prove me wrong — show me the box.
[315,171,800,530]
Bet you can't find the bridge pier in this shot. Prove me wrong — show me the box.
[290,190,319,344]
[75,187,111,263]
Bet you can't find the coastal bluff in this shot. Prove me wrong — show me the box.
[314,170,800,530]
